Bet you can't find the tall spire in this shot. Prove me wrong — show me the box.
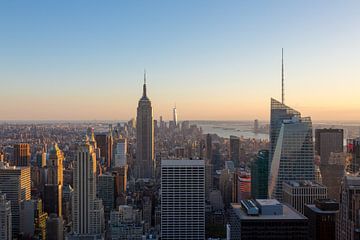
[143,69,147,97]
[281,48,284,104]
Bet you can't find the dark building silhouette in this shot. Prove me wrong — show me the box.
[304,199,339,240]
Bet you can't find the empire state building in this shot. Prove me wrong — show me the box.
[136,72,154,179]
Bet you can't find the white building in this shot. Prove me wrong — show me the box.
[282,180,327,214]
[161,159,205,240]
[0,163,31,237]
[0,193,12,240]
[114,138,127,167]
[72,141,104,238]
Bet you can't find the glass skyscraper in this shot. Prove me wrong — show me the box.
[268,108,315,200]
[269,98,300,168]
[251,150,269,199]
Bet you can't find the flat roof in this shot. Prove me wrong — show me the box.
[231,203,307,220]
[161,159,205,166]
[305,204,338,214]
[256,199,281,206]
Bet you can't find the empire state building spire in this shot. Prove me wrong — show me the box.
[143,69,147,97]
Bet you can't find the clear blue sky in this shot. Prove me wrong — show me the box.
[1,1,359,121]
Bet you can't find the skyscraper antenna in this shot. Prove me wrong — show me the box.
[144,69,146,85]
[282,48,284,104]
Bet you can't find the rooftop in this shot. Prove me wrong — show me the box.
[232,202,306,220]
[161,159,205,166]
[284,180,325,188]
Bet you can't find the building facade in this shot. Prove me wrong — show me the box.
[269,115,315,200]
[304,199,339,240]
[72,141,104,237]
[251,149,269,199]
[136,76,154,179]
[161,159,205,240]
[0,193,12,240]
[283,181,328,214]
[0,164,31,237]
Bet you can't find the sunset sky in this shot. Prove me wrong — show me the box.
[0,1,359,121]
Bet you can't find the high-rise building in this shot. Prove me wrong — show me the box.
[268,114,315,200]
[315,129,344,200]
[46,143,63,216]
[20,199,47,239]
[337,175,360,240]
[46,214,64,240]
[269,98,300,168]
[229,136,240,167]
[13,143,31,166]
[161,159,205,240]
[206,134,212,161]
[112,166,127,207]
[173,105,178,127]
[229,199,308,240]
[0,164,31,237]
[114,138,127,167]
[251,149,269,199]
[205,162,213,200]
[136,72,154,179]
[95,133,113,168]
[283,181,328,214]
[347,138,360,174]
[0,193,12,240]
[315,129,344,164]
[97,173,115,218]
[304,199,339,240]
[72,141,104,237]
[43,184,62,217]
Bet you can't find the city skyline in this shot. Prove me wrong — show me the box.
[1,1,360,121]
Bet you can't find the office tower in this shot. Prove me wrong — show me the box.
[97,173,115,218]
[206,134,212,161]
[161,160,205,240]
[254,119,259,133]
[72,141,104,237]
[109,205,143,240]
[43,184,62,217]
[269,115,315,200]
[347,138,360,174]
[269,98,300,168]
[112,166,127,207]
[337,175,360,240]
[0,164,31,237]
[315,129,344,200]
[229,199,308,240]
[229,136,240,167]
[173,104,177,127]
[212,141,222,170]
[251,150,269,199]
[0,193,12,240]
[283,181,328,214]
[95,133,113,168]
[114,138,127,167]
[321,152,346,201]
[205,162,213,200]
[136,72,154,179]
[219,169,233,207]
[20,199,47,239]
[304,199,339,240]
[46,214,64,240]
[46,143,63,216]
[235,171,251,201]
[13,143,31,166]
[315,129,344,163]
